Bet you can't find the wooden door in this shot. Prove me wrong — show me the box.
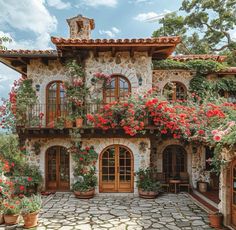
[163,145,187,180]
[46,146,70,191]
[232,159,236,227]
[46,81,66,126]
[99,145,134,193]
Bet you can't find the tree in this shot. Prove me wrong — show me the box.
[152,0,236,64]
[0,36,11,50]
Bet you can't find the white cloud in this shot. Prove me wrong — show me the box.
[134,10,172,22]
[99,27,120,38]
[134,12,158,22]
[46,0,71,9]
[128,0,153,4]
[77,0,117,8]
[0,0,57,49]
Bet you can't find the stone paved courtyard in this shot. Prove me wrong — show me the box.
[2,192,215,230]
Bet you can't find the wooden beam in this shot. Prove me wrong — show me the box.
[130,47,135,57]
[148,47,156,57]
[111,47,116,57]
[11,60,25,67]
[17,57,30,65]
[41,58,49,65]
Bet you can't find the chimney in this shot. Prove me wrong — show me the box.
[67,14,95,39]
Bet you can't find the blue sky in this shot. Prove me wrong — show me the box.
[0,0,182,99]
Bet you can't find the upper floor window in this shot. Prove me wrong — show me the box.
[219,90,236,104]
[46,81,66,125]
[103,76,131,103]
[163,82,187,101]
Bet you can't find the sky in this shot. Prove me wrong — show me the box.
[0,0,182,99]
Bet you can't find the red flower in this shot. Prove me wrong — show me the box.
[11,162,15,167]
[27,177,32,182]
[198,130,205,135]
[79,157,83,161]
[19,185,25,191]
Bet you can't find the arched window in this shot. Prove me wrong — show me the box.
[219,90,236,104]
[46,81,66,126]
[103,76,131,103]
[163,145,187,179]
[163,82,187,101]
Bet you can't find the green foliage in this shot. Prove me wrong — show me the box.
[21,195,42,214]
[136,168,160,192]
[152,0,236,63]
[72,170,97,192]
[153,59,188,70]
[0,36,11,50]
[3,198,21,215]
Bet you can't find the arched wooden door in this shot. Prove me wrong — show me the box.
[232,159,236,227]
[46,146,70,191]
[99,145,134,193]
[46,81,67,126]
[163,145,187,180]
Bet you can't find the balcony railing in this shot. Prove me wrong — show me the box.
[23,103,108,128]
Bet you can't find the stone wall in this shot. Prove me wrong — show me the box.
[85,51,152,101]
[218,148,236,226]
[26,137,150,193]
[152,69,194,94]
[150,138,207,188]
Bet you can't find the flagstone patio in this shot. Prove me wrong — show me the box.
[3,193,215,230]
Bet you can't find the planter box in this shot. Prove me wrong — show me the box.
[138,189,158,199]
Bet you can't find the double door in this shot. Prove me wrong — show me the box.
[46,146,70,191]
[100,145,134,192]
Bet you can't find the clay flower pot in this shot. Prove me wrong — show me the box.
[198,181,208,193]
[76,118,83,128]
[0,213,4,225]
[65,120,73,128]
[208,212,223,228]
[22,211,39,229]
[74,188,95,199]
[138,189,158,199]
[4,214,20,225]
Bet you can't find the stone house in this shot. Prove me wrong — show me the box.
[0,15,235,228]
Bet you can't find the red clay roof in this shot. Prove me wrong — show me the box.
[51,36,181,46]
[171,55,227,62]
[0,49,58,57]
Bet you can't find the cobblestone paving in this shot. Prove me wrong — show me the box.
[2,192,214,230]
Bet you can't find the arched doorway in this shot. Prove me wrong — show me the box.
[163,145,187,180]
[45,146,70,191]
[231,158,236,227]
[99,145,134,193]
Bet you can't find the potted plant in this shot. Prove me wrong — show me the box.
[0,199,4,225]
[198,169,209,193]
[21,194,42,229]
[3,198,21,225]
[73,170,97,199]
[69,144,98,199]
[208,212,223,228]
[136,167,160,199]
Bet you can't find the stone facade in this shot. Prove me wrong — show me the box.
[26,137,150,194]
[152,69,194,94]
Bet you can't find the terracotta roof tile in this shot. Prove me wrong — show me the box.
[51,36,181,45]
[171,55,227,62]
[0,49,58,56]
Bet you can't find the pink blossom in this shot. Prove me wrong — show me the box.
[213,135,222,142]
[211,130,218,135]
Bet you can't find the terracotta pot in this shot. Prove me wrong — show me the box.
[0,213,4,225]
[65,120,73,128]
[76,118,83,128]
[22,211,39,229]
[208,213,223,228]
[138,189,158,199]
[198,182,208,193]
[4,214,20,225]
[74,189,95,199]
